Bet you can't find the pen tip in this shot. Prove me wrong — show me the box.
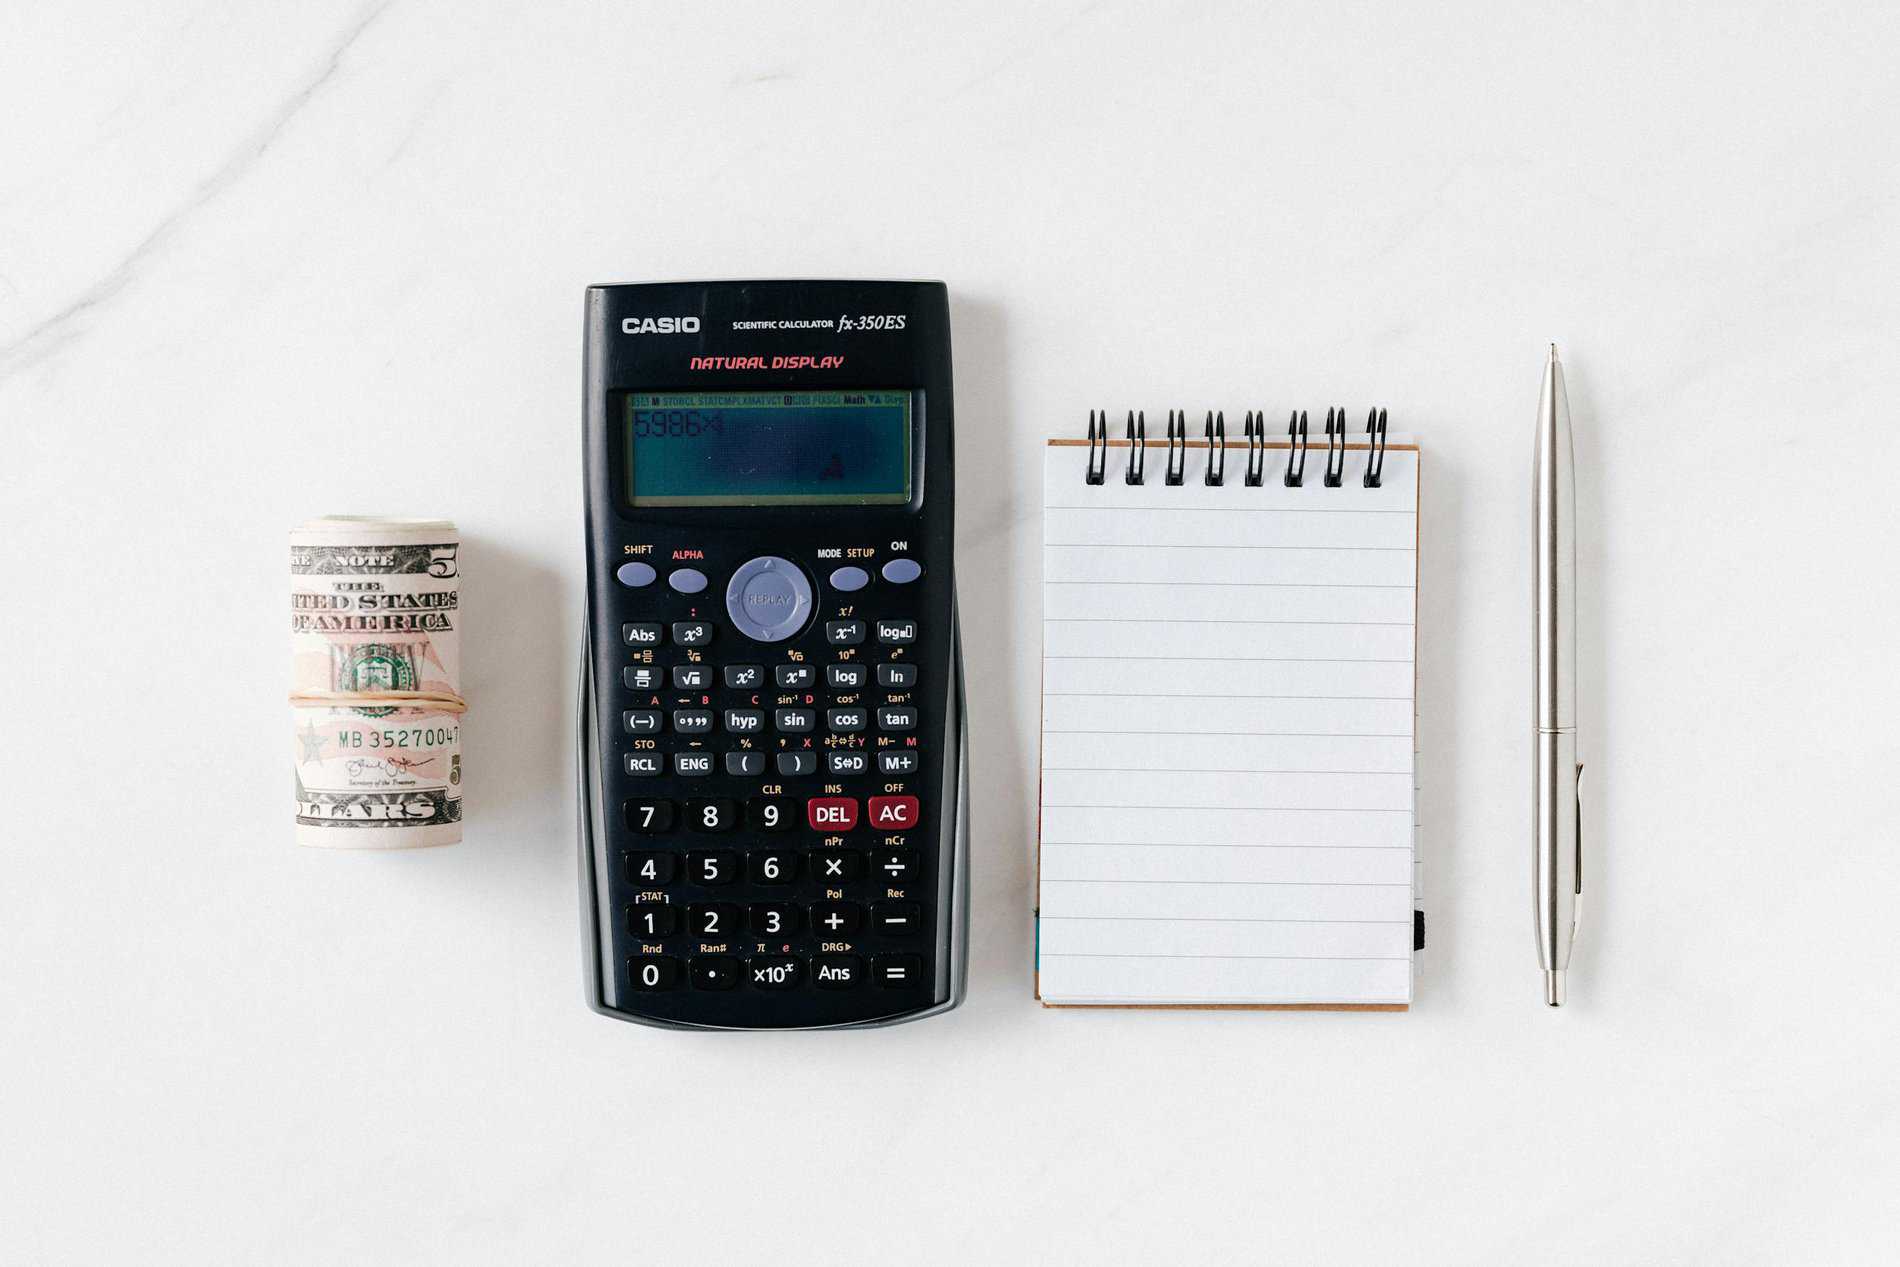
[1544,969,1566,1007]
[1548,342,1560,363]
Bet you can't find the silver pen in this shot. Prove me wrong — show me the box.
[1533,344,1583,1006]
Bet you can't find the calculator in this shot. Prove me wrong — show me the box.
[578,279,967,1030]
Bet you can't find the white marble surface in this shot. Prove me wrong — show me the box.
[5,2,1899,1262]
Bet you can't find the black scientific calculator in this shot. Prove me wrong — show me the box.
[578,279,966,1030]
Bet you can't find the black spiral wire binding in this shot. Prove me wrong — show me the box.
[1363,407,1389,487]
[1086,405,1384,491]
[1165,410,1187,485]
[1284,410,1309,487]
[1323,406,1346,487]
[1243,410,1266,486]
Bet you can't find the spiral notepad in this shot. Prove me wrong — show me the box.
[1036,410,1421,1009]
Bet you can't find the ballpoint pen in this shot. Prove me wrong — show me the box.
[1533,344,1583,1007]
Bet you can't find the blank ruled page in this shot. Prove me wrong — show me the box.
[1037,439,1419,1006]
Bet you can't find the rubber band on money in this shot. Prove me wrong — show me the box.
[288,689,469,715]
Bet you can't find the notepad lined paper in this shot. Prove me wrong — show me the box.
[1036,439,1419,1007]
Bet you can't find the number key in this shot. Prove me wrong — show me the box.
[625,851,678,885]
[749,903,799,936]
[623,799,676,833]
[627,904,681,937]
[688,903,743,937]
[685,798,740,832]
[749,796,796,832]
[686,851,739,886]
[748,849,799,885]
[628,956,680,991]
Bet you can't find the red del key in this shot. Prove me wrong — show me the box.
[806,797,859,831]
[867,796,920,830]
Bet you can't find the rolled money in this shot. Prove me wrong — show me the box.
[290,517,463,848]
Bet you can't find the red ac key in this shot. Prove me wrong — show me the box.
[806,797,859,831]
[867,796,920,830]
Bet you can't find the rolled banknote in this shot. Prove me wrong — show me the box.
[290,517,464,848]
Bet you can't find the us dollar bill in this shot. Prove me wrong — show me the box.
[291,517,462,849]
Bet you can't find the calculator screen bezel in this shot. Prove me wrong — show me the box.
[606,387,929,518]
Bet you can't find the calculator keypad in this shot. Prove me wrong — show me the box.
[609,549,937,1017]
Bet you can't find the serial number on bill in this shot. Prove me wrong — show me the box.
[337,725,460,749]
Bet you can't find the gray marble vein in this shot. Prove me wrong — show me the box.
[0,0,393,381]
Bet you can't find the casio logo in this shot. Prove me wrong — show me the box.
[621,316,700,335]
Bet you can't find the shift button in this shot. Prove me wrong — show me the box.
[615,561,657,588]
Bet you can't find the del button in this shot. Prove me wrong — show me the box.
[806,796,859,831]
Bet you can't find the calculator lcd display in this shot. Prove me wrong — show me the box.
[624,391,913,507]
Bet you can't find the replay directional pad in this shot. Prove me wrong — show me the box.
[724,555,814,642]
